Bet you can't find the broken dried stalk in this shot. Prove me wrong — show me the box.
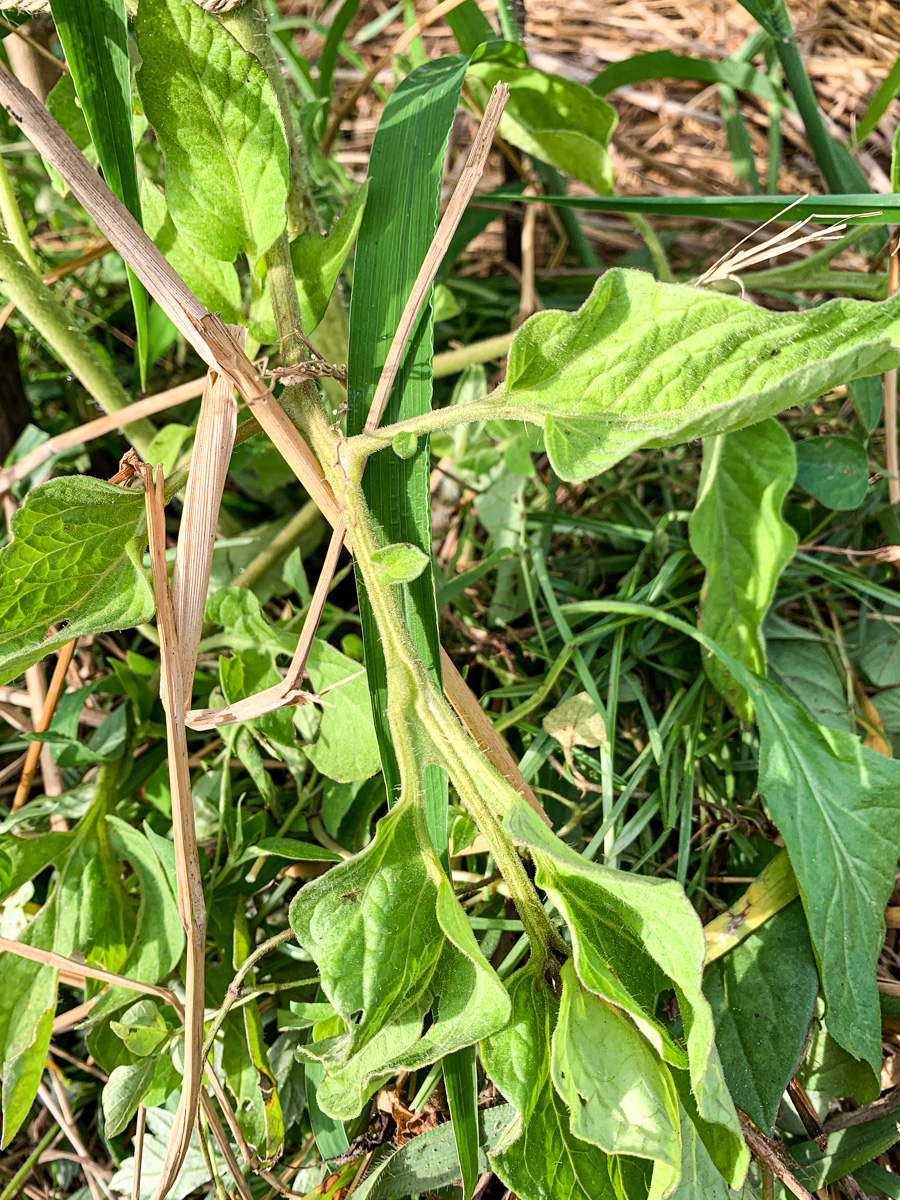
[12,638,75,811]
[172,330,243,703]
[141,462,207,1200]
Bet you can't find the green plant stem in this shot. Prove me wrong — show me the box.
[433,331,514,378]
[0,231,156,457]
[218,0,317,240]
[627,212,674,282]
[307,409,564,963]
[0,1123,58,1200]
[0,151,37,274]
[201,927,296,1064]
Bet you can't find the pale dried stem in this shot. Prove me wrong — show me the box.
[172,333,242,702]
[738,1114,815,1200]
[132,1106,146,1200]
[12,639,75,811]
[37,1082,104,1200]
[142,462,207,1200]
[885,236,899,506]
[0,375,207,497]
[0,58,543,821]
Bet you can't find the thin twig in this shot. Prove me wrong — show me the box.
[0,375,207,496]
[132,1106,146,1200]
[141,462,207,1200]
[201,928,295,1065]
[738,1113,815,1200]
[12,639,75,811]
[37,1082,104,1200]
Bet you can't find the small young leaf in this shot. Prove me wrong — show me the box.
[292,182,367,334]
[794,434,869,509]
[689,419,797,719]
[452,269,900,482]
[370,542,430,587]
[289,797,509,1119]
[703,901,818,1133]
[135,0,289,262]
[391,431,419,460]
[110,999,169,1058]
[0,477,155,687]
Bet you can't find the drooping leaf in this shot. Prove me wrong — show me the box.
[0,477,154,687]
[103,1057,157,1137]
[468,47,617,195]
[140,180,243,324]
[551,959,681,1173]
[289,798,509,1119]
[479,963,618,1200]
[542,691,607,776]
[689,419,797,719]
[49,0,151,385]
[765,616,854,733]
[703,900,818,1133]
[135,0,289,262]
[794,434,869,509]
[505,801,748,1190]
[439,269,900,482]
[753,680,900,1076]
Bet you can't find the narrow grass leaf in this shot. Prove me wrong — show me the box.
[855,52,900,145]
[49,0,151,385]
[590,50,786,108]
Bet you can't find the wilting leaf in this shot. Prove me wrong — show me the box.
[689,419,797,719]
[552,959,681,1171]
[0,477,154,687]
[480,962,618,1200]
[442,270,900,482]
[703,901,818,1133]
[794,434,869,509]
[135,0,289,262]
[542,691,607,776]
[289,797,509,1119]
[506,801,748,1190]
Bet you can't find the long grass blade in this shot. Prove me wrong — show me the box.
[48,0,151,386]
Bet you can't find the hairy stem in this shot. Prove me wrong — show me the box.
[0,231,156,456]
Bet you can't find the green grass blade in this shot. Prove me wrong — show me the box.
[444,1,496,53]
[483,190,898,224]
[317,0,361,99]
[856,53,900,145]
[591,50,787,109]
[443,1046,479,1200]
[49,0,150,388]
[347,55,472,836]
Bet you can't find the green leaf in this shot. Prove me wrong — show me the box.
[292,182,367,335]
[356,1105,516,1200]
[249,837,342,862]
[552,959,681,1172]
[468,48,617,195]
[140,180,243,324]
[765,617,854,732]
[689,419,797,719]
[591,50,787,107]
[370,542,430,587]
[703,901,818,1133]
[443,1046,479,1200]
[232,903,283,1160]
[288,797,509,1119]
[859,621,900,688]
[346,56,465,856]
[109,1106,227,1200]
[856,52,900,144]
[103,1057,157,1137]
[754,681,900,1076]
[794,434,869,509]
[479,963,618,1200]
[473,269,900,482]
[135,0,289,262]
[505,801,748,1190]
[49,0,151,386]
[798,1001,879,1106]
[110,999,169,1057]
[790,1113,900,1189]
[0,477,155,687]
